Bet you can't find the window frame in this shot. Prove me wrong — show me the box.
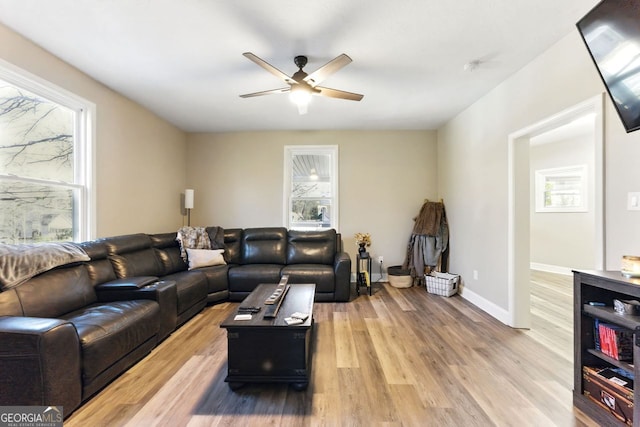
[283,145,339,231]
[534,164,588,213]
[0,59,95,242]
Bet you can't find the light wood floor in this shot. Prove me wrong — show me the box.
[65,280,597,427]
[525,270,574,364]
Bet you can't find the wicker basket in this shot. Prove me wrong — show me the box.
[425,272,459,297]
[388,265,412,288]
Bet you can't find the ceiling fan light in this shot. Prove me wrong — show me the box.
[309,168,319,180]
[290,86,312,106]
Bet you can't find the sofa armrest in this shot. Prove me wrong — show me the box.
[333,252,352,302]
[96,279,177,341]
[95,276,159,291]
[0,316,82,416]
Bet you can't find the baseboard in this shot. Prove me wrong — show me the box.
[459,286,511,325]
[529,262,572,276]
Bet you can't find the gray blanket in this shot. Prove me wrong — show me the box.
[0,242,90,290]
[176,226,212,262]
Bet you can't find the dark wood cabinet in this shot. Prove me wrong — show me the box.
[220,283,315,390]
[574,270,640,426]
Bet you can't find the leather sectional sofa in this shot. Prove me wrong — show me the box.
[0,227,350,417]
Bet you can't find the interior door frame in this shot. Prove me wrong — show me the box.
[506,94,604,328]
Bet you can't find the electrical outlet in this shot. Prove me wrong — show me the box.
[473,270,479,280]
[378,256,384,263]
[628,192,640,211]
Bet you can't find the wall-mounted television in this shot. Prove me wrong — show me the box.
[577,0,640,133]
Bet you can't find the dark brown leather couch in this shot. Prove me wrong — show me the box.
[0,264,161,415]
[226,228,351,302]
[0,227,350,418]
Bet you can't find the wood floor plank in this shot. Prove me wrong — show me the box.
[384,283,417,311]
[525,270,573,364]
[364,317,414,385]
[333,311,360,368]
[124,355,216,426]
[64,279,587,427]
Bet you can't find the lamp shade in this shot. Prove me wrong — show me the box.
[184,189,194,209]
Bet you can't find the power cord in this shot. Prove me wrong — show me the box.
[376,259,384,283]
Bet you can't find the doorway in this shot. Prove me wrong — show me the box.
[507,94,604,329]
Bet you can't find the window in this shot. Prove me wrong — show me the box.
[535,165,588,212]
[0,61,93,244]
[284,145,338,230]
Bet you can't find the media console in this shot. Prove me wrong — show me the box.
[574,270,640,426]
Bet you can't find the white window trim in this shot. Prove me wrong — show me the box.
[0,58,96,241]
[283,145,339,231]
[534,164,588,213]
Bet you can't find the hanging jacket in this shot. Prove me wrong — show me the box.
[403,201,449,284]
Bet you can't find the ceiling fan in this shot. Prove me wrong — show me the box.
[240,52,364,114]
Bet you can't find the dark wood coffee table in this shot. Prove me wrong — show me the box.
[220,283,315,390]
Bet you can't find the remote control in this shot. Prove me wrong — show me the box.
[290,312,309,321]
[264,275,289,305]
[265,285,286,305]
[264,276,290,319]
[238,306,261,313]
[285,317,304,325]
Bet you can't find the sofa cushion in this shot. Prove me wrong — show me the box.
[150,233,188,275]
[149,232,178,250]
[80,240,117,286]
[228,264,282,293]
[109,250,162,278]
[104,233,152,254]
[223,228,243,264]
[241,227,287,265]
[161,270,208,315]
[281,264,335,293]
[196,264,230,294]
[286,229,336,265]
[104,234,163,278]
[62,300,159,385]
[154,246,187,275]
[15,265,97,318]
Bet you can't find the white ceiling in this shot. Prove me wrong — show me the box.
[0,0,600,133]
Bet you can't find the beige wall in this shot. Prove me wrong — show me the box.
[187,130,438,272]
[438,30,640,313]
[0,23,187,237]
[529,135,595,270]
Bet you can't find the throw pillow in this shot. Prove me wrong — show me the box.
[186,248,226,270]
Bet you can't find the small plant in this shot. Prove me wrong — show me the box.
[354,232,371,247]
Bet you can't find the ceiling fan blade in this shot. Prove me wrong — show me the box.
[243,52,296,84]
[239,87,290,98]
[315,86,363,101]
[304,54,352,87]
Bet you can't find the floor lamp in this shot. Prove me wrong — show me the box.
[185,189,194,226]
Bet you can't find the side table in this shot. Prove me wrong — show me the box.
[356,252,372,296]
